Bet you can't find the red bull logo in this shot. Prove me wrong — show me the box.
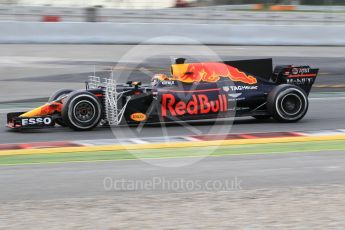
[171,62,257,85]
[161,93,228,117]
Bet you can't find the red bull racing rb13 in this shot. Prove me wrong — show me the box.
[7,58,319,131]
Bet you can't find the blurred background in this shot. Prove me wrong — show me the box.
[0,0,344,23]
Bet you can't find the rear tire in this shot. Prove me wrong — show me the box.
[48,89,74,127]
[267,84,308,122]
[61,91,102,131]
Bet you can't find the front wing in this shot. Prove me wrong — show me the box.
[7,112,55,130]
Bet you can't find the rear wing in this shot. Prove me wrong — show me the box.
[224,59,319,95]
[272,65,319,95]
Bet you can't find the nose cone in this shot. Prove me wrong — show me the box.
[19,102,62,118]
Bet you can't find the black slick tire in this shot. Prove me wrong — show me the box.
[267,84,308,123]
[61,91,102,131]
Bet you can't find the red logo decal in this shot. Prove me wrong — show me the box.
[176,63,257,85]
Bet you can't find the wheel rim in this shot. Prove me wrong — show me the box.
[73,100,96,123]
[280,93,302,116]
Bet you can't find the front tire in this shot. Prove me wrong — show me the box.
[267,84,308,122]
[61,91,102,131]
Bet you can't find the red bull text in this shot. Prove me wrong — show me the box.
[161,93,228,117]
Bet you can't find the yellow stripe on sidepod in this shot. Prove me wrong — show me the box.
[1,134,345,157]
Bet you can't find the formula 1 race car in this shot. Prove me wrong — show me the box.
[7,58,318,131]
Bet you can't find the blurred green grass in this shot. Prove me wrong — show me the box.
[1,140,345,165]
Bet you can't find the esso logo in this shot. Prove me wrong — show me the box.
[130,113,147,122]
[22,117,52,126]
